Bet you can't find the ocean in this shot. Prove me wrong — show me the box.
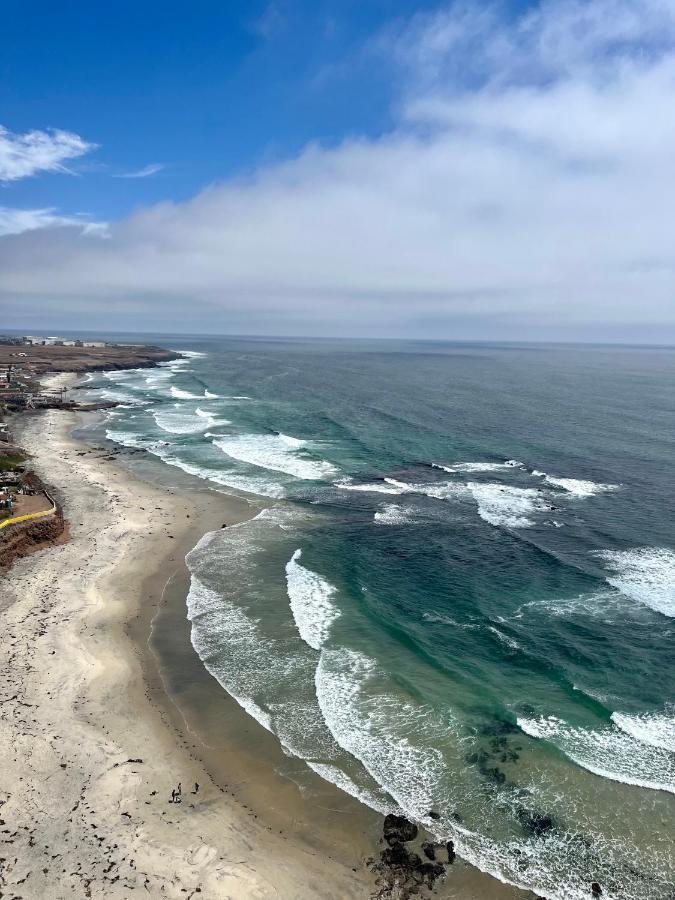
[83,337,675,899]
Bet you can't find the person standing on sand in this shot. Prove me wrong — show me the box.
[177,782,182,797]
[170,789,176,803]
[193,782,199,795]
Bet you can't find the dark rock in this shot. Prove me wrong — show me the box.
[383,813,418,844]
[591,883,602,897]
[421,841,436,861]
[517,807,555,836]
[427,810,441,820]
[446,840,456,864]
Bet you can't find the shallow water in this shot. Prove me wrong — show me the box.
[87,338,675,899]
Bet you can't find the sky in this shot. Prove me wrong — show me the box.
[1,0,675,342]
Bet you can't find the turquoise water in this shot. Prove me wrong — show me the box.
[87,338,675,899]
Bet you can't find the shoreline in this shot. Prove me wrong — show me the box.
[0,379,529,898]
[0,407,376,898]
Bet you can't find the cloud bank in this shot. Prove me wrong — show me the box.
[3,0,675,340]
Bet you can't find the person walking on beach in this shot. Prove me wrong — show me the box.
[170,789,176,803]
[193,782,199,794]
[177,782,182,797]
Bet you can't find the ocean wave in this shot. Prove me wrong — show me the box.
[170,385,201,399]
[105,427,286,497]
[316,648,454,825]
[285,549,341,651]
[543,476,620,497]
[612,710,675,752]
[105,429,166,451]
[186,522,392,777]
[434,460,522,473]
[186,575,277,734]
[203,389,219,399]
[213,433,339,481]
[597,547,675,618]
[466,482,551,528]
[98,388,150,407]
[152,408,218,435]
[518,715,675,793]
[335,479,405,494]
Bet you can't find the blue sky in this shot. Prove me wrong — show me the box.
[2,0,675,341]
[2,1,445,220]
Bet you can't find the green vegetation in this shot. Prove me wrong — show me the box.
[0,453,26,472]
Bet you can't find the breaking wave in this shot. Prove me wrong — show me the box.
[543,476,619,497]
[597,547,675,618]
[612,710,675,753]
[213,433,339,480]
[285,549,341,651]
[518,715,675,794]
[434,460,522,473]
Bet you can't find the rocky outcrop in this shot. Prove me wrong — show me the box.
[371,815,453,899]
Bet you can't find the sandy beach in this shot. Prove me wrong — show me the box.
[0,404,378,899]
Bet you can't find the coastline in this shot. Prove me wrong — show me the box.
[0,406,375,898]
[0,386,529,898]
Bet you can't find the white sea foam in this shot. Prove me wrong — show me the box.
[105,429,166,451]
[434,460,522,473]
[186,576,276,734]
[544,476,619,497]
[597,547,675,618]
[98,388,150,406]
[285,549,341,651]
[177,350,206,358]
[612,710,675,753]
[518,715,675,793]
[105,427,286,497]
[364,478,547,528]
[488,625,524,652]
[466,482,550,528]
[374,504,415,524]
[203,389,219,399]
[213,433,338,480]
[518,590,631,621]
[152,408,214,434]
[159,452,286,498]
[170,385,201,399]
[335,479,404,494]
[316,650,452,822]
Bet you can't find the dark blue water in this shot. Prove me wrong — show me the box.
[87,338,675,899]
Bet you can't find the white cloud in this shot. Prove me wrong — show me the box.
[0,125,95,182]
[0,206,106,237]
[114,163,165,179]
[2,0,675,339]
